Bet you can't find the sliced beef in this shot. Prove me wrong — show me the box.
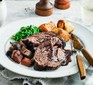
[57,48,65,61]
[52,46,58,61]
[22,40,35,53]
[6,32,71,70]
[27,32,57,45]
[34,41,52,70]
[63,50,72,65]
[34,39,71,71]
[22,32,66,50]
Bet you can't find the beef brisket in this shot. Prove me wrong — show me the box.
[22,32,66,50]
[7,32,72,70]
[34,39,71,70]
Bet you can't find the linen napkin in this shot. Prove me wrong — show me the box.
[1,65,93,85]
[0,66,76,85]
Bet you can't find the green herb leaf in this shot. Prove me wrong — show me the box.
[11,25,40,41]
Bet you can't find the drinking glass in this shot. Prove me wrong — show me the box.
[81,0,93,25]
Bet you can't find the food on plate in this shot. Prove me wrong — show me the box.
[6,19,74,71]
[6,32,72,70]
[20,46,33,59]
[34,40,72,70]
[11,25,40,41]
[39,21,56,32]
[58,28,71,42]
[52,28,59,34]
[21,57,32,67]
[39,20,74,41]
[12,50,23,63]
[22,32,66,49]
[52,28,71,42]
[57,20,74,33]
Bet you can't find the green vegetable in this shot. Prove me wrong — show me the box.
[11,25,40,41]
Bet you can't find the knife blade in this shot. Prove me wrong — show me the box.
[71,34,93,66]
[71,34,83,50]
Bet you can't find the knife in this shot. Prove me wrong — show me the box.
[70,39,86,80]
[76,54,86,80]
[71,34,93,66]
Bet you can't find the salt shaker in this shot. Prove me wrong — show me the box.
[54,0,71,10]
[0,0,7,27]
[35,0,54,16]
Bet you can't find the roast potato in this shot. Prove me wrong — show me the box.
[39,21,56,32]
[57,20,74,33]
[52,27,71,42]
[58,28,71,42]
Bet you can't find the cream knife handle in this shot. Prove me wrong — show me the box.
[76,54,86,80]
[81,48,93,66]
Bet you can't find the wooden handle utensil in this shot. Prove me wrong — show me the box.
[71,34,93,66]
[76,54,86,80]
[81,48,93,66]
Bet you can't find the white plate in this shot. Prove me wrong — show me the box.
[0,16,93,78]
